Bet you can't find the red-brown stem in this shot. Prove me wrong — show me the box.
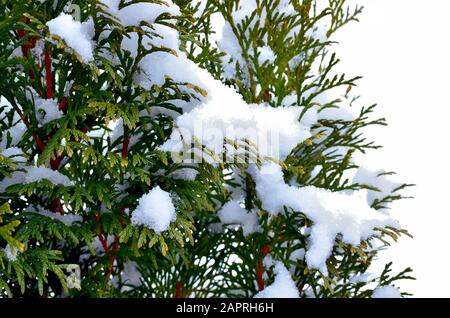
[16,20,47,154]
[102,142,131,277]
[16,19,69,217]
[95,215,110,252]
[81,124,90,134]
[105,234,120,277]
[256,244,271,291]
[14,104,46,153]
[96,214,123,278]
[49,198,64,214]
[256,263,264,291]
[34,135,46,152]
[58,96,68,111]
[50,155,64,170]
[44,47,54,99]
[121,135,130,158]
[175,281,183,298]
[104,204,128,277]
[17,18,40,94]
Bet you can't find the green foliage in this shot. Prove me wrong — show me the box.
[0,202,24,257]
[0,0,414,298]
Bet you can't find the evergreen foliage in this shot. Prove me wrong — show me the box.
[0,0,413,298]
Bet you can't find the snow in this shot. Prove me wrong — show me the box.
[159,70,312,161]
[0,122,26,149]
[3,244,19,262]
[215,0,326,81]
[131,186,176,233]
[46,14,95,62]
[30,206,82,226]
[1,147,26,163]
[217,200,260,236]
[100,0,180,27]
[254,262,299,298]
[169,167,199,181]
[120,261,142,291]
[0,165,73,192]
[25,166,73,185]
[276,0,297,17]
[99,1,313,165]
[317,103,356,122]
[0,0,416,297]
[192,0,207,18]
[217,22,244,81]
[290,248,306,262]
[309,165,322,180]
[353,167,403,207]
[372,285,401,298]
[0,97,27,149]
[250,162,399,273]
[139,52,191,87]
[81,235,115,259]
[65,264,81,290]
[33,97,63,125]
[116,15,204,92]
[350,273,376,284]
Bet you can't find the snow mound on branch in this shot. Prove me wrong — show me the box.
[33,97,63,125]
[3,244,20,262]
[30,206,82,227]
[216,0,304,81]
[131,186,176,233]
[101,1,312,162]
[169,167,199,181]
[100,0,180,27]
[118,261,143,291]
[159,70,312,160]
[353,167,404,207]
[1,147,26,163]
[0,97,27,149]
[25,166,73,185]
[46,14,95,62]
[372,285,401,298]
[0,122,26,149]
[116,14,204,94]
[0,165,73,192]
[257,45,276,64]
[254,262,299,298]
[250,162,400,273]
[217,200,260,236]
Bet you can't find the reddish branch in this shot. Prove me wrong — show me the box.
[175,282,184,298]
[44,47,54,99]
[14,106,46,152]
[121,135,130,158]
[49,198,64,214]
[101,138,131,277]
[50,155,64,170]
[16,19,47,154]
[256,244,271,291]
[17,22,68,214]
[17,18,37,56]
[17,16,129,279]
[58,96,68,111]
[95,215,111,255]
[96,205,127,278]
[17,18,40,93]
[96,214,116,278]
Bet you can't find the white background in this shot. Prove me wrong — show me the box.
[335,0,450,297]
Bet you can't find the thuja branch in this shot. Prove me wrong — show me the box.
[44,46,54,100]
[256,244,271,291]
